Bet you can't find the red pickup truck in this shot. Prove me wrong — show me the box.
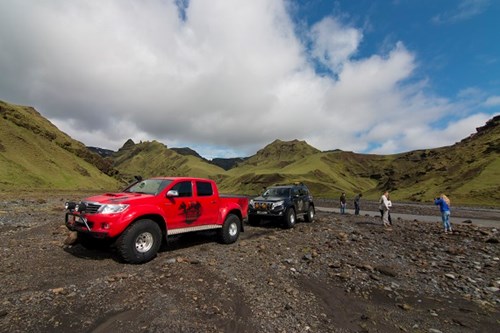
[65,177,248,264]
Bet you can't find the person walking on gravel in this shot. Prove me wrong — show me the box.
[379,191,391,227]
[340,192,347,214]
[435,194,452,233]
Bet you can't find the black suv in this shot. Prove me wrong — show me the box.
[248,183,315,228]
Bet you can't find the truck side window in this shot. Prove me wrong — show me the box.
[196,181,213,196]
[172,181,192,197]
[299,187,306,196]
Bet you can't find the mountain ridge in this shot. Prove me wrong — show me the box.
[1,100,498,206]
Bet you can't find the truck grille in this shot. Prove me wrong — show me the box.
[82,202,101,214]
[254,202,270,211]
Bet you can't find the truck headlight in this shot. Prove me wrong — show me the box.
[98,204,129,214]
[272,200,284,210]
[249,199,254,208]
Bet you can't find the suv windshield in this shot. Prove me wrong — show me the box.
[125,179,172,195]
[263,187,290,197]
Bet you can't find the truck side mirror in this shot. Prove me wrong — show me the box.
[166,190,179,197]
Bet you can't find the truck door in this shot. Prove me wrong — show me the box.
[164,180,202,230]
[195,180,219,224]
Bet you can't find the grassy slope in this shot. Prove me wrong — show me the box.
[373,118,500,206]
[112,140,226,181]
[0,101,121,191]
[1,100,498,206]
[221,140,384,197]
[220,121,499,206]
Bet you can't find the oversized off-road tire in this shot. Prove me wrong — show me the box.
[283,208,296,229]
[219,214,241,244]
[304,205,315,222]
[116,219,162,264]
[248,215,260,226]
[78,233,113,250]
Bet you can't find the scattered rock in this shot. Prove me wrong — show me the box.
[1,199,499,333]
[375,266,397,277]
[63,231,78,245]
[397,303,412,311]
[428,329,443,333]
[485,237,499,244]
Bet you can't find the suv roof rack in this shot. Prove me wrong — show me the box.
[272,182,305,186]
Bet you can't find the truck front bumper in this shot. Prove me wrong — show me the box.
[65,213,109,238]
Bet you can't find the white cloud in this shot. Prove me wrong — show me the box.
[371,113,492,154]
[0,0,493,158]
[484,96,500,107]
[309,17,363,72]
[432,0,490,24]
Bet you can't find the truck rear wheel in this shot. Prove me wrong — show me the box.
[304,206,315,222]
[283,208,296,229]
[116,219,162,264]
[219,214,241,244]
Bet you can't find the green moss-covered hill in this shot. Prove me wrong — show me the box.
[0,101,121,192]
[1,100,498,206]
[113,121,499,206]
[112,139,226,181]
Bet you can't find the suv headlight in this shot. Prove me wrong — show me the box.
[272,200,284,210]
[98,204,129,214]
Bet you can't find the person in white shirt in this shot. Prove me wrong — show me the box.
[379,191,391,227]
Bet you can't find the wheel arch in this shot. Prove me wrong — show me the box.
[226,208,244,232]
[131,214,167,240]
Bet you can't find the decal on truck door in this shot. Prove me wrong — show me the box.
[179,201,202,224]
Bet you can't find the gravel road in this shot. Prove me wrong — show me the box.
[0,196,499,332]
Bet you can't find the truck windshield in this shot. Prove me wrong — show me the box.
[125,179,172,195]
[263,188,290,197]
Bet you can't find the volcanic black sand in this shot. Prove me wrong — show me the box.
[0,196,498,332]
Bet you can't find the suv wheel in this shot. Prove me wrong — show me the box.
[304,206,315,222]
[283,208,296,229]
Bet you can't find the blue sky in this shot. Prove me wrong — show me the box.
[296,0,499,95]
[0,0,498,159]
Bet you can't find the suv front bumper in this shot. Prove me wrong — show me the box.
[248,207,285,218]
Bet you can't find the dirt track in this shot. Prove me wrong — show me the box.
[0,196,499,332]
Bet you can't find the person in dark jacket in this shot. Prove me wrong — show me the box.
[354,193,362,215]
[434,194,452,233]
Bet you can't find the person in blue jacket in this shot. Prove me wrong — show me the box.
[434,194,452,233]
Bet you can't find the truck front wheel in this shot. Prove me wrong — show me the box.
[116,219,162,264]
[219,214,241,244]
